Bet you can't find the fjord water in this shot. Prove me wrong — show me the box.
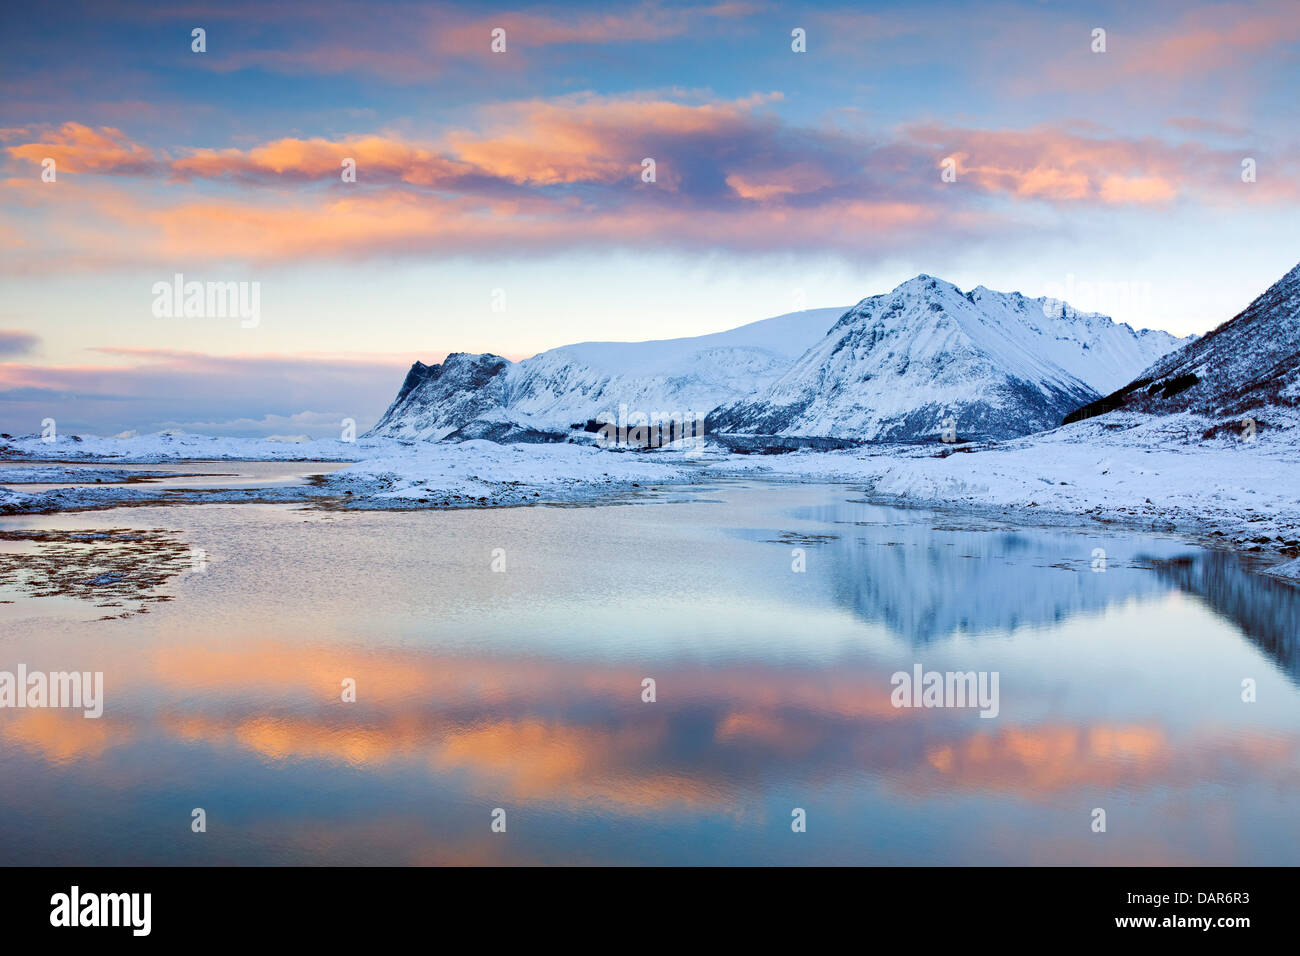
[2,481,1298,865]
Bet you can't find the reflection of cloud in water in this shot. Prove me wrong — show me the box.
[6,486,1300,864]
[0,708,117,765]
[11,642,1300,816]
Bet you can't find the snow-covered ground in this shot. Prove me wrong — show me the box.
[325,439,708,507]
[1265,557,1300,582]
[0,464,181,483]
[737,411,1300,557]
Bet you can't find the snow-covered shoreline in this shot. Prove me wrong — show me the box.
[3,415,1297,578]
[0,435,703,513]
[0,431,367,463]
[734,411,1300,557]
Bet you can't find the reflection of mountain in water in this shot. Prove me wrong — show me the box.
[1149,552,1300,683]
[783,501,1181,642]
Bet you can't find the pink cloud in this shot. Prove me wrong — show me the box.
[1023,0,1300,95]
[1123,5,1300,76]
[3,94,1295,272]
[909,122,1290,206]
[5,122,160,175]
[171,136,478,186]
[0,349,430,436]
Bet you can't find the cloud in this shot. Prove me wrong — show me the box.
[0,349,420,436]
[0,95,984,266]
[1165,116,1251,138]
[908,122,1288,206]
[4,122,160,175]
[0,329,39,356]
[3,93,1296,272]
[1120,3,1300,77]
[160,0,766,82]
[170,135,481,187]
[157,410,356,437]
[433,4,709,53]
[1098,175,1179,204]
[1022,0,1300,95]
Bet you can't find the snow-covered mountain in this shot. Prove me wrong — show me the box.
[371,353,517,441]
[368,308,846,441]
[370,274,1189,445]
[1065,260,1300,435]
[709,275,1191,442]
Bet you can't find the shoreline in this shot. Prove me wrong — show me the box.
[2,450,1298,585]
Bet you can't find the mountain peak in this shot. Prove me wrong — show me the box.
[890,273,961,296]
[711,275,1189,442]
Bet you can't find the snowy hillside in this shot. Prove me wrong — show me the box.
[1065,260,1300,436]
[367,307,846,441]
[710,275,1189,443]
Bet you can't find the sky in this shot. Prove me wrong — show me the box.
[1,0,1298,437]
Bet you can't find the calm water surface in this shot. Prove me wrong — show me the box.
[1,460,347,492]
[1,480,1298,864]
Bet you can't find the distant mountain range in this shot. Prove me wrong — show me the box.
[368,275,1198,445]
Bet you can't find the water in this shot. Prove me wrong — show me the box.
[1,481,1298,865]
[0,460,347,492]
